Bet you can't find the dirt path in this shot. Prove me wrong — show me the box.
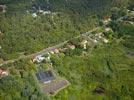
[0,27,99,67]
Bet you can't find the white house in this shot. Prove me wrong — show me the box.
[39,9,44,13]
[51,49,60,54]
[43,11,51,15]
[103,17,111,24]
[105,27,111,32]
[95,33,103,39]
[33,55,45,63]
[94,39,98,43]
[32,13,37,18]
[81,40,88,49]
[0,69,9,78]
[50,51,54,54]
[103,38,109,43]
[0,5,6,13]
[68,44,75,50]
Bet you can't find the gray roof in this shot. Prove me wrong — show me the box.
[36,70,55,83]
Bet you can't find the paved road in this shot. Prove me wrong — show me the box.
[0,27,99,67]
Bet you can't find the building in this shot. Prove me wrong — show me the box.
[67,44,75,50]
[32,55,45,63]
[103,16,111,24]
[93,39,98,43]
[59,48,68,52]
[36,70,55,84]
[95,33,103,39]
[103,38,109,43]
[0,5,6,12]
[44,53,51,62]
[50,51,54,54]
[39,9,44,13]
[105,27,111,32]
[51,49,60,54]
[43,11,51,15]
[32,13,37,17]
[81,40,88,49]
[0,69,8,78]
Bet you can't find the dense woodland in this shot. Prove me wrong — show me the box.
[0,0,134,100]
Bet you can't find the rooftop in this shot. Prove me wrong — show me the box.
[43,80,69,95]
[0,69,8,78]
[36,70,55,83]
[68,44,75,50]
[0,5,6,12]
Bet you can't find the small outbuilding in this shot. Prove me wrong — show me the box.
[0,69,9,78]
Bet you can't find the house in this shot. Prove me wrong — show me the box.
[127,9,130,13]
[0,69,8,78]
[32,13,37,17]
[59,48,68,52]
[51,49,60,54]
[32,55,45,63]
[50,51,54,54]
[39,9,44,13]
[128,21,134,25]
[103,16,111,24]
[105,27,111,32]
[0,5,6,12]
[93,86,105,94]
[26,10,29,13]
[103,38,109,43]
[36,70,55,84]
[43,11,51,15]
[93,39,98,43]
[67,44,75,50]
[81,40,88,49]
[95,33,103,39]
